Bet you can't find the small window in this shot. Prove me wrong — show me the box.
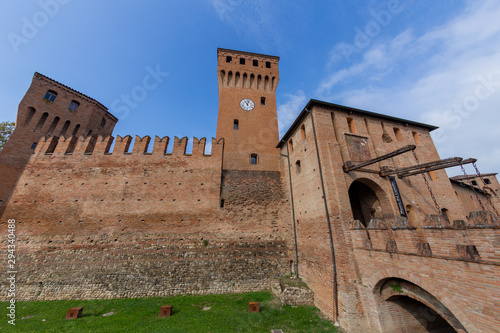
[261,97,266,105]
[87,130,93,136]
[226,56,232,63]
[100,117,106,128]
[266,61,271,68]
[484,179,491,184]
[300,124,306,140]
[288,139,293,153]
[471,180,478,186]
[253,60,258,66]
[441,208,450,224]
[239,58,245,65]
[412,131,421,145]
[233,119,239,130]
[250,153,257,164]
[31,142,37,150]
[347,118,356,134]
[295,160,301,174]
[69,100,80,112]
[393,127,403,141]
[44,90,57,102]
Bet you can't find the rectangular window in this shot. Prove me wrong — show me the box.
[69,100,80,112]
[226,56,232,63]
[253,60,258,66]
[266,61,271,68]
[471,180,478,186]
[250,154,257,164]
[239,58,245,65]
[261,97,266,105]
[485,179,491,184]
[31,142,37,150]
[234,119,239,129]
[44,90,57,102]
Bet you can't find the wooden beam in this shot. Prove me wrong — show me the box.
[398,158,477,178]
[343,145,416,172]
[380,157,462,177]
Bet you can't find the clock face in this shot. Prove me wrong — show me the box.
[240,98,255,111]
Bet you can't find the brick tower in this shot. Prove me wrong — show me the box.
[0,72,117,218]
[216,48,280,171]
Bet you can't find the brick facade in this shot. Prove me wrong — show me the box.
[1,49,499,332]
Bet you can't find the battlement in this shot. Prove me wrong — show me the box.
[33,135,223,157]
[349,214,499,263]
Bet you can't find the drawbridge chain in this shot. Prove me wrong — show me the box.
[466,162,500,219]
[412,150,443,220]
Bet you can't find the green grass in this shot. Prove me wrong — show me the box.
[1,291,339,332]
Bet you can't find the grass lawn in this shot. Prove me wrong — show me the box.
[0,291,339,332]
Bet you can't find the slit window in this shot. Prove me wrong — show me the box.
[253,59,258,66]
[226,56,232,63]
[250,153,257,164]
[347,117,356,134]
[412,131,421,145]
[300,124,306,140]
[69,100,80,112]
[266,61,271,68]
[288,139,293,153]
[393,127,403,141]
[261,97,266,105]
[100,117,106,128]
[31,142,37,150]
[44,90,57,102]
[239,57,245,65]
[295,160,301,174]
[233,119,239,130]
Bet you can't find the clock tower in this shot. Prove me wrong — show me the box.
[216,48,280,171]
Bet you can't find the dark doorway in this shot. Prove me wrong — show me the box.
[348,180,381,227]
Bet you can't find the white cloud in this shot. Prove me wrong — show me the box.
[277,90,307,137]
[316,0,500,174]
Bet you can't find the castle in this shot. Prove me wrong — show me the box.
[1,48,499,332]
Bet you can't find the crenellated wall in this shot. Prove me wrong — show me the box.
[0,133,293,301]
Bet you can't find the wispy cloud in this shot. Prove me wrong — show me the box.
[315,0,500,174]
[277,90,307,137]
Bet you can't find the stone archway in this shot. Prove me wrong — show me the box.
[376,278,466,333]
[348,178,393,227]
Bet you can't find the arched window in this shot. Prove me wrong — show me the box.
[25,107,36,126]
[393,127,403,141]
[250,153,258,165]
[60,121,70,137]
[412,131,421,145]
[71,124,81,136]
[44,90,57,102]
[300,124,306,140]
[233,119,239,130]
[347,118,356,134]
[46,116,60,136]
[295,160,301,174]
[288,139,293,152]
[34,112,49,131]
[69,100,80,112]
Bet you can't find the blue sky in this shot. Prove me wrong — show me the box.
[1,0,499,176]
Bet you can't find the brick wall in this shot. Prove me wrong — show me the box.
[0,134,293,301]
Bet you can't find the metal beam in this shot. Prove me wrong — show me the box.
[380,157,462,177]
[398,158,477,178]
[343,145,416,172]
